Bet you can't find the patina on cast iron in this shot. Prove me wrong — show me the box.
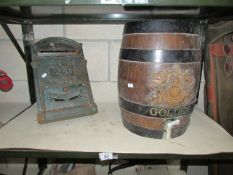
[32,37,97,123]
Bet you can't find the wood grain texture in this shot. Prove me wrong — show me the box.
[121,108,190,137]
[118,21,202,138]
[122,33,200,50]
[121,108,164,130]
[118,60,201,105]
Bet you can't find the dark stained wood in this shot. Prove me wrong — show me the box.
[118,60,201,105]
[121,108,190,130]
[118,20,203,138]
[122,33,200,50]
[121,108,164,130]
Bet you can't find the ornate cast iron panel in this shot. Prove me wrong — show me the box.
[32,37,97,123]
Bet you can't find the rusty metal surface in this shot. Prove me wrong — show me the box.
[32,37,97,123]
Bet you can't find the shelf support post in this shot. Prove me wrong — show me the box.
[20,6,36,104]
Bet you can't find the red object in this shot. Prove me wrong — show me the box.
[207,44,233,122]
[0,70,13,92]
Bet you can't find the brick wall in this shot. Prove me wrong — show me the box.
[0,23,205,110]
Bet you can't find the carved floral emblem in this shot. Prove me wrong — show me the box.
[147,65,196,107]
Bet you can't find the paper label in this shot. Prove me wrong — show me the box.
[65,0,71,4]
[128,83,134,88]
[101,0,122,4]
[41,73,47,78]
[134,0,148,3]
[101,0,142,4]
[99,152,118,161]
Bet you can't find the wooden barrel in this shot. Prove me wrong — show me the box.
[118,20,203,139]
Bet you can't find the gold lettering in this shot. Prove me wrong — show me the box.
[149,107,191,117]
[167,108,173,117]
[150,108,159,116]
[159,109,167,116]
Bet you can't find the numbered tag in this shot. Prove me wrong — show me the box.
[100,0,122,4]
[134,0,148,3]
[65,0,71,4]
[100,0,147,3]
[99,152,118,161]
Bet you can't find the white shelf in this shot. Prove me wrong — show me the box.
[0,103,232,156]
[0,102,31,127]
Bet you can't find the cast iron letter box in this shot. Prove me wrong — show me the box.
[32,37,97,123]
